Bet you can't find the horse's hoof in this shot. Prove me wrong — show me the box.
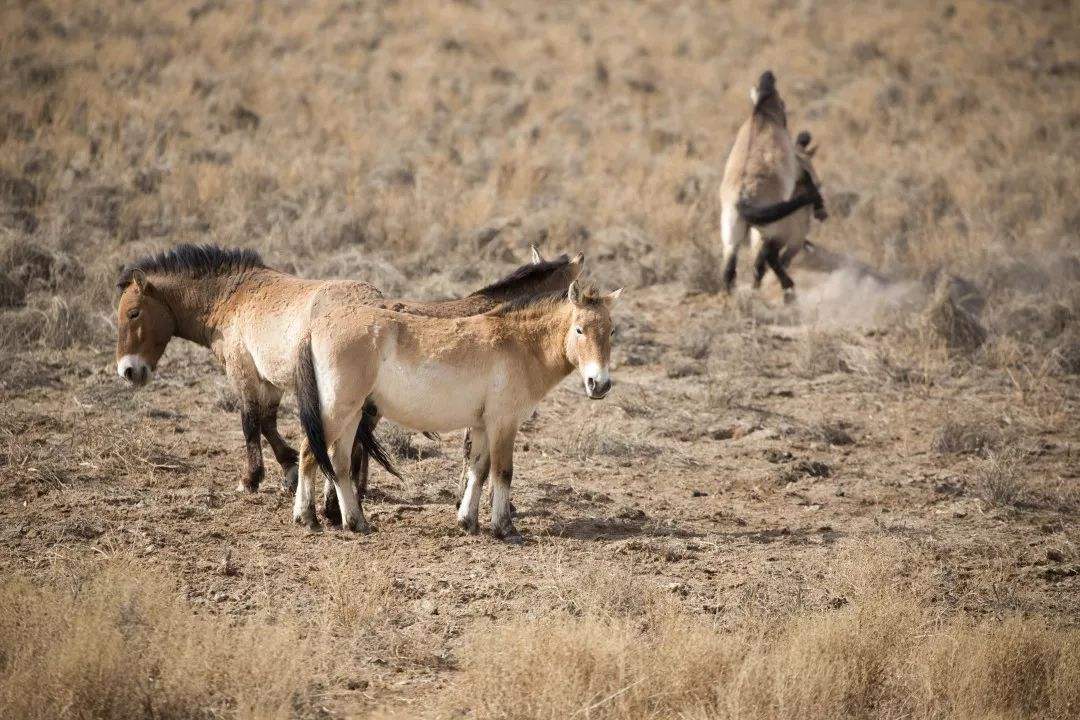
[293,509,319,531]
[282,465,299,493]
[324,499,342,528]
[457,516,480,535]
[783,289,797,305]
[493,524,523,545]
[344,513,372,534]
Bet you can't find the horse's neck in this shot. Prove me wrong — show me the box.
[495,304,573,385]
[157,274,246,347]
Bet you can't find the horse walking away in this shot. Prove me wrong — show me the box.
[294,280,622,541]
[113,244,584,513]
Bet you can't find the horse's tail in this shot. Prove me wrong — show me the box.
[350,405,401,482]
[295,333,335,482]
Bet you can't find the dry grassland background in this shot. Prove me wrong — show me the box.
[1,0,1079,718]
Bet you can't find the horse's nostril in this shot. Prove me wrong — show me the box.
[586,378,595,389]
[124,366,134,380]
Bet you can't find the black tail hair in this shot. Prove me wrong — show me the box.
[350,405,401,482]
[736,193,820,226]
[295,334,336,483]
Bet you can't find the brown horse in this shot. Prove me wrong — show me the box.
[719,71,826,297]
[751,130,828,290]
[293,281,621,541]
[114,244,583,505]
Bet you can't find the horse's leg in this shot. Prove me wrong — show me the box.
[778,240,803,270]
[322,474,341,527]
[331,412,368,533]
[456,425,489,534]
[720,204,746,294]
[766,242,797,301]
[258,390,299,493]
[239,399,264,493]
[350,401,380,504]
[330,402,377,526]
[487,424,520,543]
[456,429,472,510]
[752,233,770,290]
[293,440,319,529]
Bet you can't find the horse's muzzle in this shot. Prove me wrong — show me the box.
[117,355,151,387]
[585,377,611,399]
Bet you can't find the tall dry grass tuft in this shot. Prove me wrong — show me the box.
[0,562,326,720]
[440,543,1080,720]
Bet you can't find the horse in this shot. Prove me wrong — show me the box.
[719,71,826,298]
[113,244,584,506]
[750,130,828,290]
[293,280,622,541]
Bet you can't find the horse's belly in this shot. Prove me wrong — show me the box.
[370,359,486,433]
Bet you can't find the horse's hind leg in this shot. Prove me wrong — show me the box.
[765,243,797,301]
[258,392,299,493]
[720,204,746,294]
[330,401,378,526]
[752,237,770,290]
[456,426,489,534]
[331,412,368,533]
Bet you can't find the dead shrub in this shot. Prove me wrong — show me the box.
[0,296,103,349]
[932,415,1006,456]
[972,448,1027,507]
[678,318,716,360]
[794,330,849,378]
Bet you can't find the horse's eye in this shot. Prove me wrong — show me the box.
[575,327,583,335]
[127,308,141,320]
[610,328,615,337]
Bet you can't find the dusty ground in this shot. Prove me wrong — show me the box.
[2,0,1079,718]
[3,275,1079,715]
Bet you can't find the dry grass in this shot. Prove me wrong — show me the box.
[0,561,326,720]
[932,414,1009,456]
[440,544,1080,720]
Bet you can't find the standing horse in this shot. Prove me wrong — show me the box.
[293,281,621,541]
[114,244,583,503]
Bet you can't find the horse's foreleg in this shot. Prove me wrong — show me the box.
[260,401,299,493]
[456,426,489,535]
[239,400,264,493]
[487,426,520,543]
[293,441,318,529]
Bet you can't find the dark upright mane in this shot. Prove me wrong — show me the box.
[470,254,571,298]
[488,283,602,316]
[117,244,266,289]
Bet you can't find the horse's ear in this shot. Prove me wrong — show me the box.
[602,288,623,306]
[530,245,544,264]
[570,252,585,267]
[567,281,582,306]
[132,269,149,292]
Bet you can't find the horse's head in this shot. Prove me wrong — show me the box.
[115,269,175,386]
[795,131,827,221]
[750,70,787,127]
[564,281,622,400]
